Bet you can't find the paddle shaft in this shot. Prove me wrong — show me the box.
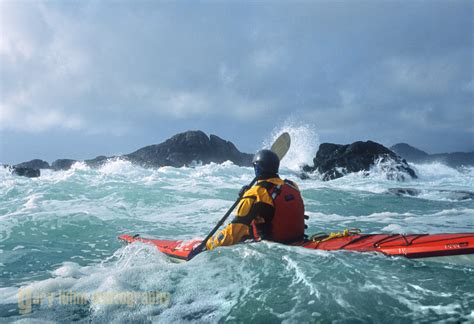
[190,176,258,258]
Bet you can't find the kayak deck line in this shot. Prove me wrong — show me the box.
[332,234,376,250]
[371,234,428,247]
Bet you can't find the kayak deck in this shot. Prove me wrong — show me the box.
[298,233,474,259]
[118,233,474,262]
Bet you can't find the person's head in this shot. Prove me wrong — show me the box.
[253,149,280,179]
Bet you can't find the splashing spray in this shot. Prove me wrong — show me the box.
[263,118,320,172]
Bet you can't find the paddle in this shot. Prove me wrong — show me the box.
[188,132,291,260]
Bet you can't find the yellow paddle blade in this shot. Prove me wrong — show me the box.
[271,132,291,161]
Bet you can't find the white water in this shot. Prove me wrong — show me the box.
[1,126,473,322]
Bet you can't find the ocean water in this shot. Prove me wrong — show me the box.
[1,133,473,323]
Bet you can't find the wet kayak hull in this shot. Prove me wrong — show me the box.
[118,233,474,262]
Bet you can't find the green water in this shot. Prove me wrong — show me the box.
[1,161,473,322]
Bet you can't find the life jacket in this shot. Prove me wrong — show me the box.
[252,179,305,243]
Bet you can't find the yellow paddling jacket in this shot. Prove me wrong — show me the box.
[206,177,305,250]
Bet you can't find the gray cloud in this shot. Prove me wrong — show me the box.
[0,0,472,163]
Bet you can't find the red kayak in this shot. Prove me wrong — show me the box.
[118,232,474,262]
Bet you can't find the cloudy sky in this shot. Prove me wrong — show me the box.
[1,0,472,164]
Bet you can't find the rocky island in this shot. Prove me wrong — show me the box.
[303,141,417,181]
[5,131,253,177]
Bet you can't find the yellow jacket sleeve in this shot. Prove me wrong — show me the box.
[206,223,251,250]
[206,185,274,250]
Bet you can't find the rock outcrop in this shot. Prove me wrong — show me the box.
[391,143,474,168]
[20,131,253,173]
[15,159,50,169]
[51,159,77,171]
[124,130,252,167]
[6,160,48,178]
[84,156,110,168]
[303,141,417,181]
[9,166,40,178]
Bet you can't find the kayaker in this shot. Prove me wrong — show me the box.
[206,149,305,250]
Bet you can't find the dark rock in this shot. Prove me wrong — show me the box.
[388,188,474,201]
[387,188,421,197]
[15,159,50,169]
[299,165,313,179]
[209,134,252,166]
[11,166,40,178]
[299,172,310,180]
[85,156,110,168]
[391,143,474,168]
[52,159,77,171]
[306,141,417,181]
[124,130,252,167]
